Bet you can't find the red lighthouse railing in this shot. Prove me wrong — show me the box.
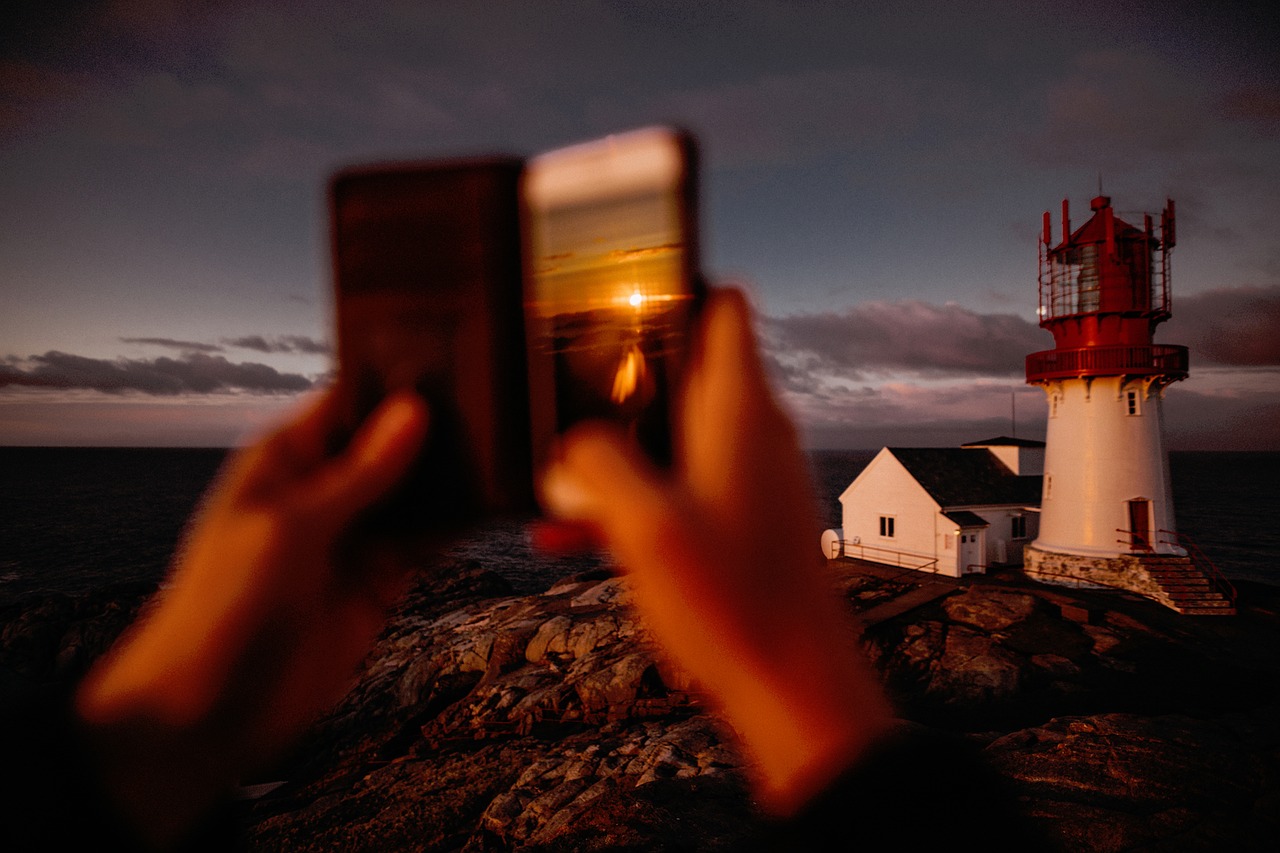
[1025,344,1188,383]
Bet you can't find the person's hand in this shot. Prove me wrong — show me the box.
[540,289,893,815]
[76,389,428,846]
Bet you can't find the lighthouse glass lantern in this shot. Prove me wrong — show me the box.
[1025,195,1188,567]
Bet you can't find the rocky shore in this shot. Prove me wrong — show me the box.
[3,557,1278,851]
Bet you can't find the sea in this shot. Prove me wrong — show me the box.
[0,447,1275,606]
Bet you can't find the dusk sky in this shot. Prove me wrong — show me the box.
[3,0,1278,449]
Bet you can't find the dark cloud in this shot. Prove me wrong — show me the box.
[224,335,331,355]
[764,300,1046,378]
[119,336,224,352]
[0,351,312,395]
[1161,285,1280,365]
[282,335,331,355]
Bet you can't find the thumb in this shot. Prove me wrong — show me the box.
[301,392,430,529]
[540,425,691,568]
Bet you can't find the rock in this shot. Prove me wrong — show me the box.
[573,652,659,714]
[943,587,1039,631]
[898,620,946,668]
[15,555,1275,851]
[1030,653,1080,678]
[0,581,152,690]
[930,624,1026,703]
[571,577,633,609]
[986,711,1277,851]
[567,613,623,659]
[525,615,573,663]
[237,560,762,851]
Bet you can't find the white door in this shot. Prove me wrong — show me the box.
[960,531,983,574]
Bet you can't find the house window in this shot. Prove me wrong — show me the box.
[1011,515,1027,539]
[1126,390,1140,416]
[879,516,895,538]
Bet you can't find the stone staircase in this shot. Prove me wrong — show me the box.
[1139,554,1236,616]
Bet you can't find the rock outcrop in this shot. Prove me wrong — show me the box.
[4,558,1278,850]
[0,579,152,699]
[241,562,759,851]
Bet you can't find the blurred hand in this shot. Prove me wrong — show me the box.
[540,289,893,815]
[76,390,428,845]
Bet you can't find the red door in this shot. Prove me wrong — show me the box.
[1128,499,1151,551]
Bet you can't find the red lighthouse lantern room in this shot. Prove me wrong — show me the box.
[1026,195,1188,382]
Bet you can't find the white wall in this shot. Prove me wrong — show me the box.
[989,445,1044,476]
[953,507,1041,565]
[1034,376,1177,557]
[839,450,950,574]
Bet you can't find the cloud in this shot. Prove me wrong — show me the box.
[776,374,1045,450]
[1161,285,1280,365]
[120,336,224,353]
[0,351,312,395]
[763,300,1046,382]
[223,335,331,355]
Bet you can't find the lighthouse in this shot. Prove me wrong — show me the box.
[1022,195,1233,614]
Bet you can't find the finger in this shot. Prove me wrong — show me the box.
[540,423,663,523]
[700,287,773,399]
[299,392,430,530]
[683,288,800,515]
[540,425,709,593]
[217,390,341,500]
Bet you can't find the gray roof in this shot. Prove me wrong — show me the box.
[961,436,1046,448]
[887,447,1043,508]
[943,510,990,527]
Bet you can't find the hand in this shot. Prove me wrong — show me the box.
[76,390,428,846]
[540,289,893,815]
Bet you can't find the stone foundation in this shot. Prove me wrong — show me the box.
[1023,546,1170,608]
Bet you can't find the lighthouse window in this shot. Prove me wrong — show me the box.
[879,516,895,538]
[1126,390,1140,416]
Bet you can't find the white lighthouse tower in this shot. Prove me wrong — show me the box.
[1023,195,1234,614]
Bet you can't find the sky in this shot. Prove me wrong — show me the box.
[2,0,1278,449]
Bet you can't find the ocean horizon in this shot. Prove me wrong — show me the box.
[1,447,1275,605]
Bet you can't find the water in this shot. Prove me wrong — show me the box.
[0,448,227,603]
[0,447,602,605]
[0,447,1274,605]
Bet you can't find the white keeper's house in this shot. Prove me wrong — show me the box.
[821,437,1044,577]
